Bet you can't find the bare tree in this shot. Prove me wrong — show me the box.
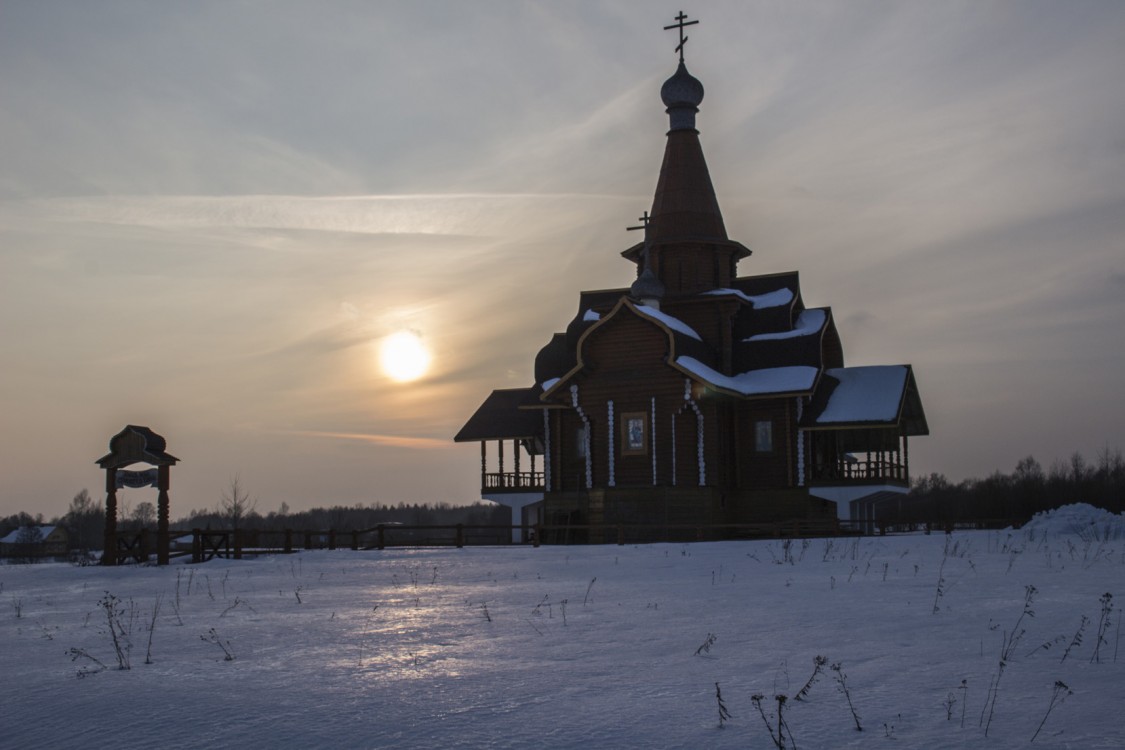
[131,501,156,529]
[218,476,258,530]
[65,489,103,552]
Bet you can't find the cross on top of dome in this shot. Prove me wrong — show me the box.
[663,11,699,64]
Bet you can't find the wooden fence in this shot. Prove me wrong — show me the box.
[88,518,1019,564]
[181,518,893,562]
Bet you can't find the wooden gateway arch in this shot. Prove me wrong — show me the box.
[96,425,179,565]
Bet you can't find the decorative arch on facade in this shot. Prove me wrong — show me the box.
[570,385,593,489]
[672,378,706,487]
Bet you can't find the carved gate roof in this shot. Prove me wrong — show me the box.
[96,425,179,469]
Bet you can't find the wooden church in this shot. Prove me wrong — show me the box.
[455,15,928,541]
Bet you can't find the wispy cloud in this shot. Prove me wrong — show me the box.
[285,430,452,451]
[3,193,641,241]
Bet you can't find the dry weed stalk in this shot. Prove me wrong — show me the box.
[714,682,731,728]
[794,655,827,701]
[831,662,862,732]
[1030,680,1072,743]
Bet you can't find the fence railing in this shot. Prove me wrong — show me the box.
[179,519,863,561]
[70,518,1021,564]
[183,524,517,562]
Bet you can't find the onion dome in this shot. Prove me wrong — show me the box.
[630,265,666,308]
[660,62,704,131]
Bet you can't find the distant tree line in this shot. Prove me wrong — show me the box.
[903,448,1125,524]
[175,500,509,533]
[4,448,1122,554]
[1,488,510,556]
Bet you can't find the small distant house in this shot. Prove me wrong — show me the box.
[0,525,70,558]
[455,18,928,540]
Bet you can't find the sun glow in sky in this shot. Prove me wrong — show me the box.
[379,331,432,383]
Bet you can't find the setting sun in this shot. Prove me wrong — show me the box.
[379,330,431,382]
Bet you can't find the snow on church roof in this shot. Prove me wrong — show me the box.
[814,366,908,424]
[676,357,818,396]
[631,304,702,340]
[702,287,794,308]
[746,308,826,341]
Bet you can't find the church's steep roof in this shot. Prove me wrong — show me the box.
[647,127,728,245]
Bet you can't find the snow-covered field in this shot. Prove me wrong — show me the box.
[3,504,1122,749]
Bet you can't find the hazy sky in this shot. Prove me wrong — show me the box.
[2,1,1123,519]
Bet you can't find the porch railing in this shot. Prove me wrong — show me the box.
[811,458,907,484]
[482,471,545,492]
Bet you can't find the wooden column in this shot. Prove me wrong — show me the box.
[102,468,118,566]
[157,464,170,565]
[480,441,487,490]
[903,436,910,483]
[515,439,521,484]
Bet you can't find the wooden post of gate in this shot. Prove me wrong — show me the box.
[157,465,171,565]
[455,523,464,549]
[328,529,337,550]
[377,525,386,550]
[103,467,118,566]
[284,529,293,554]
[192,528,202,564]
[304,531,313,550]
[351,530,359,550]
[533,524,541,548]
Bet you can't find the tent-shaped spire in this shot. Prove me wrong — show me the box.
[646,18,727,246]
[647,111,728,244]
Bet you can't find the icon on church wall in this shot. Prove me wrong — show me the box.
[755,420,773,453]
[621,412,648,455]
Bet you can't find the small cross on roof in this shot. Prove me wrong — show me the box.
[626,211,652,234]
